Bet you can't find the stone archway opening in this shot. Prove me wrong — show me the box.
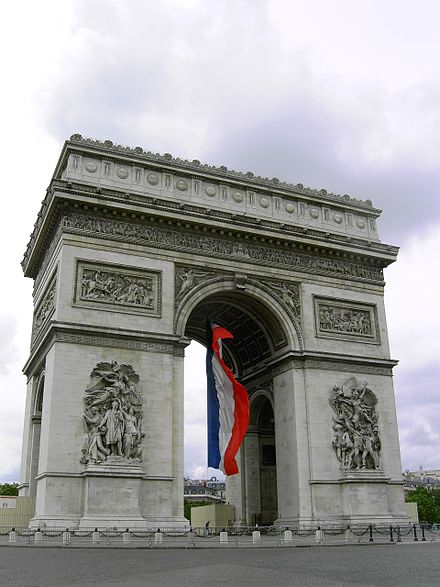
[247,394,277,525]
[28,369,45,497]
[183,288,288,526]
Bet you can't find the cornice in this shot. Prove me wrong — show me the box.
[23,321,189,376]
[22,181,397,279]
[269,350,398,377]
[65,134,377,211]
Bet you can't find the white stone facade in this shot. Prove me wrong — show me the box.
[19,135,407,529]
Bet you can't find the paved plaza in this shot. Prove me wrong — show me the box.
[1,543,440,586]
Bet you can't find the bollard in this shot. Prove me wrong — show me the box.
[315,527,323,544]
[154,530,163,544]
[34,529,43,543]
[252,530,261,543]
[122,529,131,544]
[8,529,17,543]
[284,529,293,543]
[62,529,71,546]
[344,526,353,543]
[187,531,196,547]
[389,525,394,542]
[220,531,228,543]
[368,524,374,542]
[413,524,418,542]
[92,529,100,544]
[421,526,426,542]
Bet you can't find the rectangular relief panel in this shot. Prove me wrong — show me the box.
[314,296,379,344]
[32,269,57,344]
[74,260,161,317]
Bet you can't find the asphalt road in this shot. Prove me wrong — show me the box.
[1,543,439,587]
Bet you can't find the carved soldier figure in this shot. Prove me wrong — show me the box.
[122,406,140,459]
[83,406,109,463]
[99,400,125,456]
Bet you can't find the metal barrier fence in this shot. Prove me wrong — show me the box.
[1,524,439,548]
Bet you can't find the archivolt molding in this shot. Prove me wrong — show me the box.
[33,368,45,415]
[248,383,274,428]
[249,381,274,403]
[174,274,303,351]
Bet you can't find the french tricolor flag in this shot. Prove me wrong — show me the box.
[206,323,249,476]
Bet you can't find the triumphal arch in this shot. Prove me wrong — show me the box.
[19,134,407,528]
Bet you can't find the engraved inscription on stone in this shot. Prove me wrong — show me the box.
[75,261,161,316]
[32,275,56,342]
[329,377,381,471]
[315,297,377,341]
[80,361,144,465]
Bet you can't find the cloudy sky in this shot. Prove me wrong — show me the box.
[1,0,439,483]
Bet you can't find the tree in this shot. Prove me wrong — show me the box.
[406,487,440,523]
[0,483,19,496]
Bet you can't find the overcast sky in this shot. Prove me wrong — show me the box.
[1,0,439,483]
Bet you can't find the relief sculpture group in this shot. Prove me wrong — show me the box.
[329,378,381,471]
[81,268,154,308]
[81,361,144,464]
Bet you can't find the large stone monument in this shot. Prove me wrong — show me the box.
[19,135,408,528]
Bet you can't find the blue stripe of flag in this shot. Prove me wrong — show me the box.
[206,346,221,469]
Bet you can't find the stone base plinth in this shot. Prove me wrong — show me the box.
[277,470,408,529]
[79,460,145,530]
[29,515,81,530]
[338,469,389,483]
[78,516,148,530]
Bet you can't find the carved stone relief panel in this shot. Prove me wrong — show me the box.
[32,273,57,343]
[329,377,381,471]
[60,213,384,283]
[314,296,379,343]
[80,361,144,465]
[74,260,161,317]
[174,265,216,306]
[262,280,301,319]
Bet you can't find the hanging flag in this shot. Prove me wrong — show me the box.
[206,322,249,476]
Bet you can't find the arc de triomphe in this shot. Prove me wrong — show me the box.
[19,135,407,529]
